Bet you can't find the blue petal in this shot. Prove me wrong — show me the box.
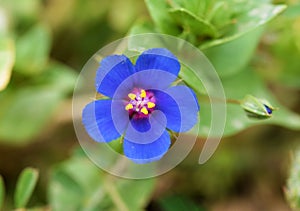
[82,99,128,142]
[130,118,150,132]
[124,110,167,144]
[123,130,171,164]
[95,55,135,98]
[135,48,180,77]
[152,85,199,132]
[131,69,177,91]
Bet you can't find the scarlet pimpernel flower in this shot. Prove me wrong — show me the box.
[82,48,199,164]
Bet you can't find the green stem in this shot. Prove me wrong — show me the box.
[103,175,129,211]
[198,94,241,105]
[226,98,241,105]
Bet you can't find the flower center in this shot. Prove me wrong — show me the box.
[125,89,156,118]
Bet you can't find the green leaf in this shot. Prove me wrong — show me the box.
[116,178,155,211]
[169,8,218,38]
[203,26,263,77]
[200,4,286,77]
[0,175,5,210]
[48,148,155,211]
[32,61,77,94]
[0,62,76,144]
[0,37,14,91]
[14,167,39,209]
[282,3,300,18]
[0,87,62,143]
[201,3,286,47]
[15,24,51,75]
[144,0,180,35]
[48,169,85,211]
[49,150,104,211]
[168,0,207,17]
[159,195,205,211]
[179,64,206,95]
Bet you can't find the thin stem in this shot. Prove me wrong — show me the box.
[198,94,241,105]
[226,98,241,105]
[103,175,129,211]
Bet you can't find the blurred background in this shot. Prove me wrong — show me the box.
[0,0,300,210]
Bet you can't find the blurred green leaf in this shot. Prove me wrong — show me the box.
[169,8,218,38]
[33,61,77,94]
[108,0,145,32]
[145,0,180,35]
[257,12,300,88]
[115,177,155,211]
[128,22,166,53]
[14,167,39,209]
[129,21,156,35]
[0,36,14,91]
[0,0,41,25]
[140,1,286,77]
[207,1,232,30]
[168,0,207,17]
[283,3,300,18]
[197,69,300,137]
[15,24,51,75]
[200,4,286,77]
[179,64,206,95]
[286,149,300,209]
[159,195,205,211]
[0,175,4,210]
[0,87,62,143]
[201,3,286,48]
[192,144,254,198]
[48,168,85,211]
[202,26,264,77]
[0,61,76,144]
[48,149,155,211]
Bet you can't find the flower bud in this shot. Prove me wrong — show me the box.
[240,95,276,119]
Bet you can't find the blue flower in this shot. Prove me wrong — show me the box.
[82,48,199,164]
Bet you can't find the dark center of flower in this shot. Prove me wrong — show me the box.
[125,89,156,119]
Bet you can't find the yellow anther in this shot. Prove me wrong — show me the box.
[140,107,148,115]
[140,89,146,98]
[128,93,136,100]
[147,102,155,109]
[125,103,133,111]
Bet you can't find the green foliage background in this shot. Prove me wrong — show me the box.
[0,0,300,210]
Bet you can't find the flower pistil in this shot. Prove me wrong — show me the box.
[125,89,156,118]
